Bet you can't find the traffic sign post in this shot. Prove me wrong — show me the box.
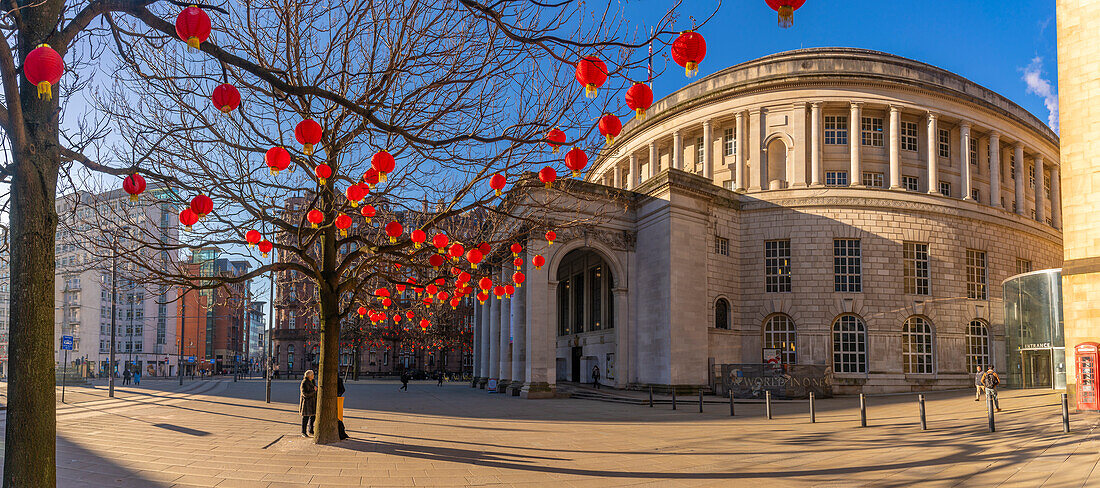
[60,335,73,403]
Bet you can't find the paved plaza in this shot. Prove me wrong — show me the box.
[0,379,1097,487]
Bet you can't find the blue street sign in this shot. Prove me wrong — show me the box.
[60,335,74,351]
[188,356,196,363]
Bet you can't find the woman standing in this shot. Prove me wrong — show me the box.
[300,370,317,437]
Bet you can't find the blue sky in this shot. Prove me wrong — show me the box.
[625,0,1059,131]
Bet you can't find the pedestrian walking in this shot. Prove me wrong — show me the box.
[123,369,131,385]
[337,375,350,440]
[437,370,445,387]
[981,366,1001,412]
[300,370,317,437]
[974,366,984,401]
[400,371,410,391]
[591,364,601,389]
[134,370,141,386]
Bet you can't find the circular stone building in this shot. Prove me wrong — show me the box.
[472,48,1063,397]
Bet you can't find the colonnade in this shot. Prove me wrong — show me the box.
[472,253,531,396]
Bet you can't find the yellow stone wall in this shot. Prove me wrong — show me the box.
[1057,0,1100,407]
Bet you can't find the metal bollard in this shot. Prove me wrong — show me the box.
[809,392,816,423]
[672,389,677,410]
[918,394,927,430]
[730,391,736,416]
[649,386,654,408]
[859,393,867,427]
[987,395,996,432]
[699,389,704,413]
[766,390,773,420]
[1062,393,1070,433]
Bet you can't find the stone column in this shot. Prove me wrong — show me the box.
[497,266,512,391]
[1015,143,1026,215]
[810,102,822,186]
[961,122,973,200]
[522,268,554,399]
[791,102,808,187]
[509,252,527,395]
[748,108,763,191]
[472,298,482,386]
[989,132,1002,207]
[478,297,491,388]
[648,142,658,179]
[1034,155,1045,223]
[926,112,939,194]
[889,105,902,189]
[612,288,629,388]
[849,102,862,186]
[612,162,621,188]
[672,131,683,171]
[629,153,639,190]
[1050,165,1061,228]
[488,278,501,387]
[702,120,713,180]
[736,111,747,190]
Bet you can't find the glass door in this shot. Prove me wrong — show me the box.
[1021,349,1053,389]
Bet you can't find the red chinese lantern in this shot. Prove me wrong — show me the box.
[24,44,64,100]
[411,229,426,249]
[406,310,416,320]
[175,6,212,49]
[449,298,460,309]
[382,298,392,310]
[437,291,450,302]
[258,239,273,258]
[375,288,391,298]
[598,114,622,145]
[493,286,505,298]
[448,243,465,262]
[626,82,654,120]
[532,254,546,269]
[565,148,588,177]
[432,233,449,253]
[265,147,291,175]
[490,174,506,196]
[245,230,262,247]
[505,284,515,297]
[429,254,445,268]
[513,257,523,270]
[371,150,395,182]
[671,31,707,78]
[478,242,491,255]
[420,318,430,329]
[477,292,488,305]
[345,185,366,207]
[539,166,557,189]
[307,209,324,228]
[357,306,367,318]
[510,243,523,257]
[335,213,352,236]
[190,194,213,218]
[545,230,557,245]
[385,221,403,243]
[314,164,332,186]
[360,204,376,222]
[466,249,483,269]
[765,0,806,28]
[513,271,526,286]
[575,55,608,99]
[211,84,240,113]
[458,271,471,283]
[122,173,146,202]
[295,119,323,155]
[546,128,567,154]
[179,208,198,231]
[478,277,493,291]
[425,284,438,295]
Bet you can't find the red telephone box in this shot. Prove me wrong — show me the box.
[1075,342,1100,411]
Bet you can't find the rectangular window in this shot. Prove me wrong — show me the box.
[1029,164,1036,188]
[938,129,950,158]
[557,281,569,336]
[589,266,602,331]
[939,181,951,197]
[696,137,704,172]
[1016,258,1033,274]
[572,273,585,333]
[834,239,862,293]
[970,138,978,167]
[861,117,883,147]
[765,240,792,293]
[1044,173,1051,197]
[824,115,848,145]
[715,236,729,256]
[861,172,884,188]
[971,188,981,203]
[724,128,735,156]
[902,175,919,192]
[903,242,930,295]
[901,122,918,151]
[723,180,734,190]
[825,171,849,187]
[1010,155,1016,180]
[966,249,988,300]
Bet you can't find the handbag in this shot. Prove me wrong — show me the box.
[337,396,344,421]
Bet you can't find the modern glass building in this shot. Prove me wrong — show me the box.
[1003,269,1066,389]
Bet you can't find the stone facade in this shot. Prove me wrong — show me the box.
[472,48,1063,395]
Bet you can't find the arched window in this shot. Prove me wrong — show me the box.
[966,320,991,371]
[763,314,797,364]
[832,315,867,374]
[556,249,615,336]
[903,316,934,374]
[715,298,731,330]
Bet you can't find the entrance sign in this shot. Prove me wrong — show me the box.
[60,335,74,351]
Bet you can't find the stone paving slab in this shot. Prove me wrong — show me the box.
[1,379,1099,486]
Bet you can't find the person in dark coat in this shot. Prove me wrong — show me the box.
[591,364,601,389]
[337,376,349,440]
[437,370,445,387]
[400,371,410,391]
[123,369,131,385]
[300,370,317,437]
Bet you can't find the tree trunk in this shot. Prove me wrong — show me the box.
[4,5,64,485]
[313,217,341,444]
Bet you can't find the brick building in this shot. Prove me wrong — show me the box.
[176,247,252,375]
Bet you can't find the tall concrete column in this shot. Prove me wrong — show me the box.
[509,252,527,395]
[612,288,629,388]
[629,153,639,190]
[989,132,1002,207]
[1015,143,1026,214]
[522,244,554,398]
[810,102,822,186]
[702,120,713,180]
[748,108,763,191]
[791,103,808,187]
[1051,165,1061,228]
[471,299,482,386]
[849,102,862,186]
[487,279,501,387]
[735,111,747,190]
[1035,155,1046,223]
[497,266,512,390]
[889,105,902,189]
[961,122,973,200]
[672,131,683,171]
[613,162,622,188]
[648,142,658,179]
[478,296,491,388]
[927,112,939,194]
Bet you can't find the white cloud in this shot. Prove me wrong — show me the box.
[1022,56,1059,133]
